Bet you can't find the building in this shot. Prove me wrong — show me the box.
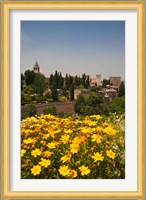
[33,61,40,73]
[109,76,121,88]
[74,89,90,100]
[90,74,102,86]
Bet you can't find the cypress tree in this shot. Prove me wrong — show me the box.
[70,82,74,101]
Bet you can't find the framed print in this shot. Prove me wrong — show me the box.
[1,1,145,199]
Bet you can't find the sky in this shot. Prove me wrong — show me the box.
[21,21,125,80]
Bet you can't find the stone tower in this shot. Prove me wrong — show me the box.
[109,76,121,88]
[33,61,40,73]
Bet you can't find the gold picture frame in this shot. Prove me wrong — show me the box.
[1,1,145,199]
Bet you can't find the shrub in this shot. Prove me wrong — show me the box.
[74,92,108,116]
[58,95,67,102]
[27,104,37,117]
[109,96,125,114]
[47,98,53,102]
[24,94,32,103]
[35,95,46,103]
[42,106,57,116]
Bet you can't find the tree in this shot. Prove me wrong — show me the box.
[74,94,85,115]
[23,85,33,95]
[85,75,90,89]
[49,74,54,88]
[65,74,69,90]
[102,79,110,88]
[74,75,79,87]
[109,96,125,113]
[51,87,58,101]
[21,73,25,91]
[89,86,98,92]
[58,72,64,89]
[33,74,47,95]
[24,70,35,85]
[53,70,59,88]
[118,81,125,97]
[81,73,86,88]
[74,92,108,116]
[69,83,74,101]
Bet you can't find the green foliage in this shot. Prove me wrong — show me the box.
[74,92,110,116]
[43,106,57,115]
[24,70,35,86]
[21,92,25,104]
[78,84,84,89]
[102,79,110,88]
[21,113,29,120]
[48,71,90,91]
[74,94,85,115]
[27,104,37,117]
[47,98,53,102]
[51,88,58,101]
[61,87,68,96]
[89,86,98,92]
[33,74,47,95]
[118,81,125,97]
[45,92,52,99]
[23,94,32,103]
[65,74,69,90]
[69,83,74,101]
[21,73,25,91]
[58,95,67,102]
[109,96,125,114]
[35,95,46,103]
[49,74,54,88]
[58,72,64,89]
[23,85,34,95]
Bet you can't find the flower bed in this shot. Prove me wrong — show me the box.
[21,113,125,179]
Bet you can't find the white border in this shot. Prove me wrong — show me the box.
[10,10,137,191]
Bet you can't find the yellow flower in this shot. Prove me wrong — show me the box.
[102,122,109,126]
[91,152,104,162]
[31,165,41,176]
[79,165,90,176]
[31,148,42,157]
[60,134,70,144]
[69,169,77,178]
[81,127,90,134]
[47,142,56,149]
[96,126,103,132]
[43,133,50,140]
[88,121,97,126]
[59,165,70,176]
[21,149,26,157]
[64,129,73,134]
[70,143,80,154]
[23,137,36,144]
[90,115,102,120]
[60,155,71,163]
[43,151,53,158]
[39,158,51,168]
[54,129,62,134]
[91,134,102,143]
[103,126,116,135]
[106,150,116,159]
[72,136,80,144]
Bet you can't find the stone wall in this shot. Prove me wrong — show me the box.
[21,101,75,116]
